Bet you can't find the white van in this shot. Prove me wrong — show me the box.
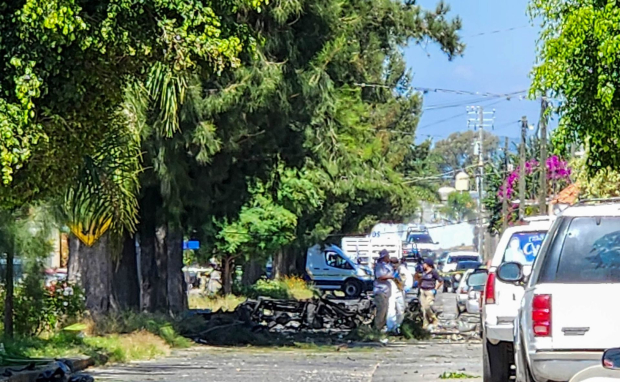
[305,244,374,298]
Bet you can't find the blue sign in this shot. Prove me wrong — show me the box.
[183,240,200,250]
[504,232,546,264]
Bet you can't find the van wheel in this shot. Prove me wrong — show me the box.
[483,340,511,382]
[343,279,362,298]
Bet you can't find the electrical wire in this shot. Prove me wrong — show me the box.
[353,82,528,100]
[465,25,531,39]
[417,98,507,131]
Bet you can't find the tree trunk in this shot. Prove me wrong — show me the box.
[273,246,300,278]
[166,227,186,314]
[222,256,234,295]
[67,235,81,284]
[72,233,117,317]
[138,219,187,313]
[138,188,159,313]
[136,186,188,314]
[241,259,262,287]
[153,225,169,312]
[112,233,140,311]
[4,245,14,338]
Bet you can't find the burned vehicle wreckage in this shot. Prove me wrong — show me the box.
[190,295,422,337]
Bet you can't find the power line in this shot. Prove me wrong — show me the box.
[417,98,507,131]
[415,87,527,99]
[353,82,528,100]
[465,25,530,38]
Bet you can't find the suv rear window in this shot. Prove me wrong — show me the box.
[448,255,479,263]
[502,231,546,265]
[538,217,620,283]
[456,261,482,271]
[468,270,488,286]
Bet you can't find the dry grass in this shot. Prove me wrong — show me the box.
[282,276,315,300]
[188,294,246,311]
[85,331,171,363]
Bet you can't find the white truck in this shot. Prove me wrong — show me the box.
[403,227,440,258]
[340,235,402,265]
[305,244,374,298]
[480,216,553,382]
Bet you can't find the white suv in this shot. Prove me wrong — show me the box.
[510,203,620,382]
[481,217,552,382]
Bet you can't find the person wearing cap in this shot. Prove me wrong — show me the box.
[373,249,394,330]
[419,257,443,328]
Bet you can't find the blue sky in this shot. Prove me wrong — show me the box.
[406,0,554,144]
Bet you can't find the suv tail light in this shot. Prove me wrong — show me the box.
[484,272,496,304]
[532,294,551,337]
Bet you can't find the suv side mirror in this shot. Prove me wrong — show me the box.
[496,262,524,283]
[603,348,620,370]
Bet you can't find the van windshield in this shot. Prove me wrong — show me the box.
[408,234,434,244]
[502,231,546,265]
[553,217,620,283]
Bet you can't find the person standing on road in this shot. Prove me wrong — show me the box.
[373,250,394,331]
[390,257,413,330]
[419,257,443,329]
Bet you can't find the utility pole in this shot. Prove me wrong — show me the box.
[502,136,509,232]
[519,116,528,220]
[468,106,495,259]
[538,96,549,215]
[478,107,484,257]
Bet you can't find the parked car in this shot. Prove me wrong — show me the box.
[442,252,482,273]
[464,268,488,315]
[480,217,552,382]
[437,251,450,272]
[305,244,373,298]
[448,260,483,293]
[569,348,620,382]
[455,267,487,314]
[512,204,620,382]
[442,254,482,292]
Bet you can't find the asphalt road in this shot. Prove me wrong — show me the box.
[86,293,482,382]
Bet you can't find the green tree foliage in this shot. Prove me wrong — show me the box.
[441,191,475,223]
[572,156,620,198]
[530,0,620,172]
[431,130,499,174]
[0,0,264,208]
[136,0,463,287]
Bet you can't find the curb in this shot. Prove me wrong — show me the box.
[0,357,94,382]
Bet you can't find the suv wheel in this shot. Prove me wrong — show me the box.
[483,340,512,382]
[343,279,362,298]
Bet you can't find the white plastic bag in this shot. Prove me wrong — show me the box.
[386,280,399,332]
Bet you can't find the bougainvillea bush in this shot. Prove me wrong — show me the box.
[498,155,571,201]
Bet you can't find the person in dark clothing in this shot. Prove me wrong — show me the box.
[418,257,443,328]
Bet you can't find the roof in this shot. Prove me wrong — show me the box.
[447,251,480,257]
[502,220,553,234]
[562,203,620,217]
[551,183,580,205]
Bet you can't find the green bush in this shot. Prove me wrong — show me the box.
[1,276,85,336]
[240,277,315,300]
